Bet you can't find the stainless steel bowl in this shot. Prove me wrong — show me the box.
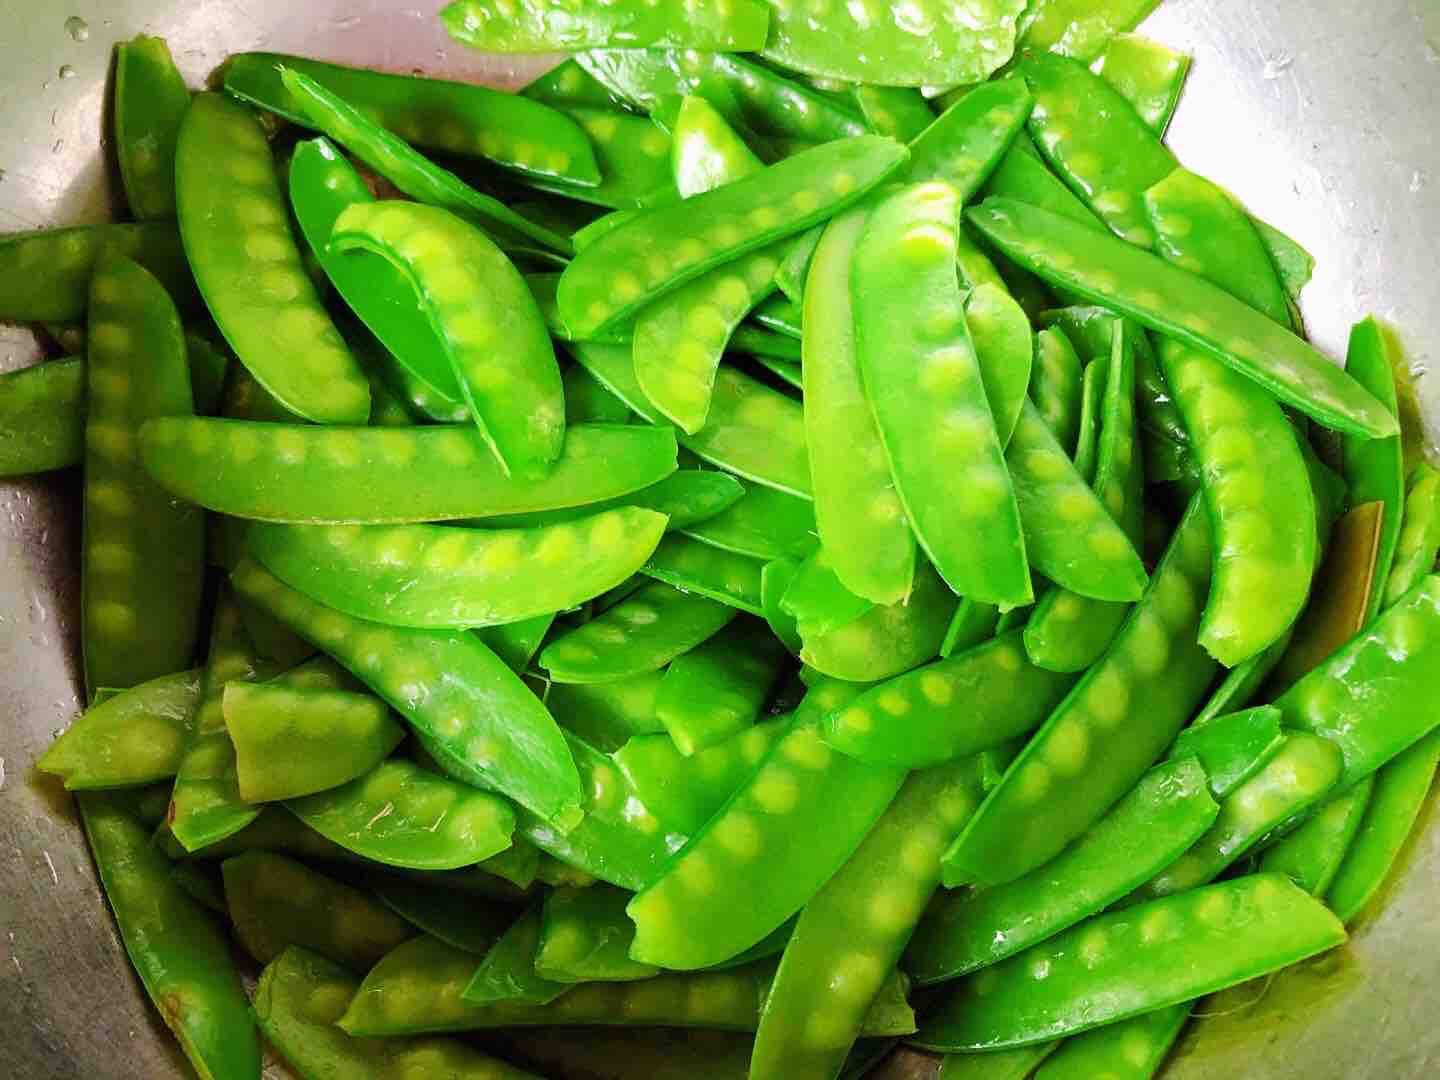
[1,2,1437,1077]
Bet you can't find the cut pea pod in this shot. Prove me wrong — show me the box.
[782,549,875,638]
[440,0,770,52]
[656,618,786,755]
[82,257,206,698]
[854,181,1029,607]
[140,418,677,524]
[906,77,1033,197]
[641,534,766,615]
[177,93,371,424]
[466,904,571,1005]
[114,35,190,220]
[370,876,514,955]
[545,673,668,752]
[78,791,261,1080]
[1019,0,1161,63]
[558,135,908,338]
[821,630,1076,770]
[943,496,1218,886]
[1093,33,1190,135]
[681,482,816,562]
[909,757,1218,984]
[1260,775,1375,896]
[1169,705,1287,799]
[800,560,954,682]
[671,94,764,199]
[966,283,1033,450]
[1035,1003,1191,1080]
[915,873,1346,1051]
[968,198,1398,439]
[224,51,600,186]
[232,558,583,829]
[536,884,660,983]
[0,358,86,478]
[854,85,935,141]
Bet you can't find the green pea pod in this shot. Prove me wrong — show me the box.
[546,673,668,752]
[761,558,805,656]
[1093,33,1190,135]
[800,560,953,681]
[941,1044,1060,1080]
[1384,464,1440,609]
[641,534,765,615]
[114,35,190,219]
[1169,706,1287,799]
[944,496,1218,886]
[1259,775,1375,895]
[775,224,824,303]
[781,549,876,637]
[1254,217,1317,301]
[1035,1003,1191,1080]
[671,94,764,198]
[485,466,744,531]
[909,757,1217,985]
[681,482,816,561]
[565,362,632,425]
[39,669,201,790]
[983,134,1103,230]
[78,791,261,1080]
[0,358,85,477]
[223,682,403,802]
[547,108,678,210]
[466,904,570,1005]
[441,0,770,52]
[0,222,198,323]
[656,618,787,755]
[821,630,1076,770]
[1019,0,1160,62]
[225,52,599,186]
[232,558,583,829]
[940,598,1002,659]
[223,852,415,973]
[752,756,995,1080]
[752,293,802,339]
[477,615,556,679]
[558,135,908,338]
[1029,325,1084,452]
[370,877,514,955]
[915,873,1345,1051]
[162,803,356,866]
[906,78,1033,196]
[537,884,660,983]
[965,284,1033,450]
[854,85,936,141]
[82,257,206,697]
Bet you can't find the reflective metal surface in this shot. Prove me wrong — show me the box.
[0,2,1436,1077]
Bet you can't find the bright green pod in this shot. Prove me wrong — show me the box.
[822,630,1075,770]
[223,682,403,802]
[232,558,583,829]
[943,497,1219,886]
[910,758,1218,984]
[256,948,540,1080]
[939,598,1001,659]
[983,134,1104,230]
[176,94,370,423]
[537,884,660,983]
[114,35,190,219]
[39,669,201,790]
[671,94,764,199]
[906,78,1033,196]
[545,673,668,752]
[466,904,570,1006]
[82,257,206,697]
[223,852,415,973]
[627,680,907,969]
[1259,775,1375,895]
[941,1044,1059,1080]
[547,108,677,210]
[558,136,908,337]
[0,358,85,477]
[681,482,816,562]
[655,617,787,755]
[225,51,600,185]
[782,548,875,637]
[1019,0,1160,62]
[484,466,744,531]
[968,198,1397,439]
[641,534,765,615]
[370,877,514,955]
[1035,1003,1190,1080]
[287,758,515,871]
[441,0,770,52]
[141,418,677,524]
[1384,464,1440,608]
[1255,218,1317,302]
[477,614,556,678]
[79,791,261,1080]
[0,222,198,323]
[799,560,953,682]
[565,361,633,425]
[966,282,1033,449]
[761,558,805,655]
[803,205,916,604]
[1169,705,1287,799]
[914,873,1346,1051]
[524,57,633,109]
[775,224,825,304]
[1093,33,1190,134]
[1029,325,1084,452]
[751,293,802,338]
[854,84,936,141]
[854,181,1029,607]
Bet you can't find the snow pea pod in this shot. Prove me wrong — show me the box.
[800,560,953,681]
[558,135,907,338]
[277,69,569,255]
[440,0,770,52]
[1255,218,1316,302]
[671,94,764,199]
[656,618,786,755]
[231,558,583,829]
[940,599,1001,659]
[752,293,802,339]
[545,673,667,752]
[1035,1004,1190,1080]
[628,680,907,969]
[1169,705,1286,799]
[915,873,1345,1051]
[78,790,260,1080]
[822,630,1076,770]
[854,181,1029,607]
[225,52,599,186]
[223,682,403,802]
[466,904,570,1005]
[910,757,1217,985]
[1385,464,1440,607]
[681,482,816,561]
[82,257,206,697]
[537,884,660,983]
[114,35,189,219]
[177,94,370,424]
[478,615,556,679]
[982,134,1102,230]
[854,85,935,141]
[140,419,677,523]
[943,496,1218,886]
[1018,0,1160,62]
[906,78,1033,198]
[942,1045,1059,1080]
[967,198,1397,439]
[1259,775,1375,895]
[641,534,765,615]
[1093,34,1190,135]
[966,283,1033,450]
[548,108,679,211]
[565,361,632,424]
[761,558,805,655]
[0,358,85,477]
[803,205,915,603]
[484,466,742,531]
[1028,325,1084,452]
[775,224,824,303]
[0,222,198,323]
[370,877,514,955]
[223,852,415,973]
[782,549,875,637]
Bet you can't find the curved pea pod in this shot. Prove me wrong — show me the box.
[775,224,824,304]
[1035,1003,1190,1080]
[906,78,1033,197]
[537,884,660,983]
[800,560,953,682]
[911,758,1216,988]
[1093,33,1190,135]
[1029,327,1085,454]
[821,630,1075,770]
[177,94,370,423]
[671,94,764,199]
[559,135,907,338]
[656,618,786,755]
[916,873,1345,1051]
[614,721,785,835]
[78,792,261,1080]
[942,1044,1059,1080]
[223,852,415,973]
[761,558,805,656]
[752,757,993,1080]
[940,598,1001,659]
[944,497,1218,886]
[39,670,201,790]
[225,53,599,187]
[486,466,743,531]
[1019,0,1160,63]
[681,482,816,561]
[782,550,875,637]
[854,85,935,141]
[441,0,769,52]
[1384,464,1440,609]
[256,949,539,1080]
[466,904,570,1006]
[370,877,514,955]
[965,283,1033,450]
[114,35,189,220]
[232,558,583,829]
[82,257,206,697]
[853,182,1029,607]
[968,199,1397,439]
[552,109,677,211]
[627,681,907,970]
[0,358,85,477]
[222,682,402,803]
[545,673,667,752]
[1259,775,1375,896]
[1170,706,1286,799]
[761,0,1022,86]
[641,534,765,615]
[983,134,1103,229]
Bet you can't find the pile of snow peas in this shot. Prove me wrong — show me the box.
[7,3,1440,1078]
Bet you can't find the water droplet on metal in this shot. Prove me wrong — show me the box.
[58,64,76,80]
[64,16,90,42]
